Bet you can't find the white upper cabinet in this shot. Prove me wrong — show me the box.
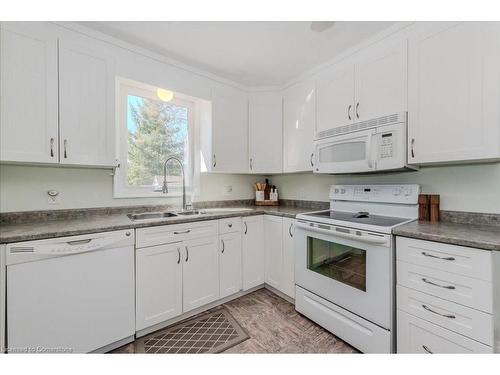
[209,86,248,173]
[0,22,59,163]
[248,91,283,174]
[58,33,116,167]
[315,35,407,138]
[283,79,316,172]
[316,60,355,138]
[354,37,407,122]
[408,22,500,165]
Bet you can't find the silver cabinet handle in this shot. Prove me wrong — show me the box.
[289,223,293,238]
[63,139,68,158]
[228,223,233,228]
[355,102,360,119]
[177,248,181,264]
[221,239,225,254]
[249,158,253,171]
[185,246,189,262]
[50,138,55,157]
[422,345,433,354]
[347,105,352,120]
[125,231,131,237]
[422,278,456,290]
[174,229,191,235]
[421,252,455,261]
[411,138,415,158]
[422,304,456,319]
[213,154,216,168]
[244,222,248,234]
[310,153,314,167]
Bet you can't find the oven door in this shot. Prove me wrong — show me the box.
[294,221,393,329]
[314,129,376,174]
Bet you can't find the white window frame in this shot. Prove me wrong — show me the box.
[114,78,196,198]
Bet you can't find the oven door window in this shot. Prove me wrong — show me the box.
[307,237,366,291]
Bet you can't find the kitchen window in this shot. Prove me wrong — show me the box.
[114,78,196,198]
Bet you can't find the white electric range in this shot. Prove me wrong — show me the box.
[294,184,420,353]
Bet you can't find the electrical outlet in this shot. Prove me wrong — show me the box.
[47,190,60,205]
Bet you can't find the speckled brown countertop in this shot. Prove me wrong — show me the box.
[392,220,500,251]
[0,205,318,244]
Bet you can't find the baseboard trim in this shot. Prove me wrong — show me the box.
[264,284,295,304]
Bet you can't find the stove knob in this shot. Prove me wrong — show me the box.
[334,188,339,194]
[341,189,346,194]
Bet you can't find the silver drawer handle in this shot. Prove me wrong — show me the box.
[422,304,456,319]
[228,223,233,228]
[244,222,248,234]
[221,239,225,254]
[421,252,455,261]
[67,239,91,245]
[174,229,191,235]
[422,345,433,354]
[185,246,189,262]
[422,278,456,290]
[177,248,181,264]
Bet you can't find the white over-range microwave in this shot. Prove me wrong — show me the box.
[313,112,417,174]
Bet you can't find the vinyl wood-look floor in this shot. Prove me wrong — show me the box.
[112,288,358,354]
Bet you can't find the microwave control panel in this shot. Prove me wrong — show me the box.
[378,132,394,159]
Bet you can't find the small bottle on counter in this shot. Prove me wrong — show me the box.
[429,194,440,222]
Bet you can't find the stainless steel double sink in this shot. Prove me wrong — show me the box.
[127,208,254,221]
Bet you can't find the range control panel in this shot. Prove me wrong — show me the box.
[330,184,420,204]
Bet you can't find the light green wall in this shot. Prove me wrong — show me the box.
[0,165,262,212]
[270,163,500,214]
[1,163,499,213]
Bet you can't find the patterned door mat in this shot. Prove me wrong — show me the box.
[135,307,249,354]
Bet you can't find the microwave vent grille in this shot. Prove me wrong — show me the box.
[316,113,405,139]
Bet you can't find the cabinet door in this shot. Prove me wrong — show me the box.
[59,33,116,167]
[0,22,59,163]
[248,92,283,174]
[264,215,283,291]
[183,236,220,312]
[408,22,500,164]
[242,216,265,290]
[316,61,355,137]
[354,36,407,122]
[283,80,316,172]
[282,218,295,299]
[210,86,248,173]
[219,232,242,298]
[135,243,182,331]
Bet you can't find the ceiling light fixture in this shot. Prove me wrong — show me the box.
[156,88,174,102]
[310,21,336,32]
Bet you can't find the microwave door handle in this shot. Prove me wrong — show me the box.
[366,132,374,169]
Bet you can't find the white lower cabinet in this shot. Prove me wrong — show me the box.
[135,243,182,331]
[396,237,494,353]
[219,231,243,299]
[242,216,265,290]
[182,236,220,313]
[282,217,296,299]
[397,310,492,353]
[264,215,296,299]
[264,215,284,290]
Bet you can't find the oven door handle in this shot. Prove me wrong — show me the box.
[295,221,388,245]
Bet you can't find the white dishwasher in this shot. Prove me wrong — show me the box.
[5,229,135,353]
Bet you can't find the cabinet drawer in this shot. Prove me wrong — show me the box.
[397,237,492,281]
[397,310,492,353]
[218,217,241,235]
[136,220,218,248]
[397,261,492,313]
[397,285,493,345]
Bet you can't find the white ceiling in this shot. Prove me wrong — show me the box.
[80,21,395,87]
